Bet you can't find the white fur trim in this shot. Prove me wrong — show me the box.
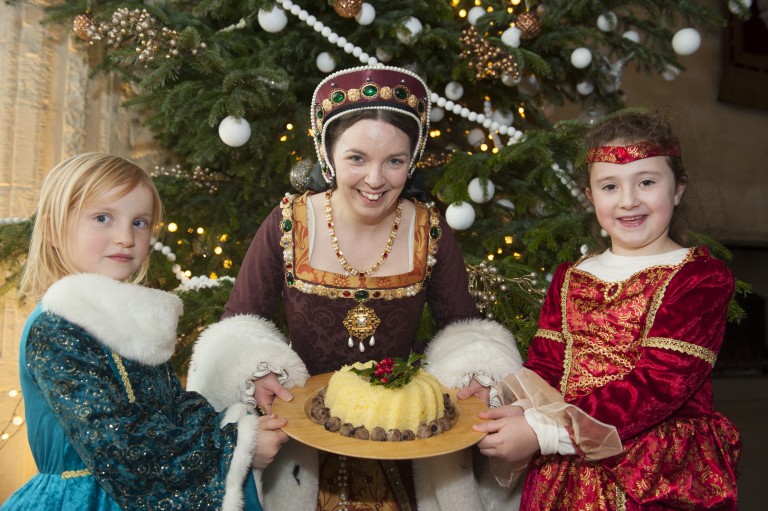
[425,319,523,388]
[42,274,182,365]
[221,409,259,511]
[186,315,309,411]
[261,441,318,509]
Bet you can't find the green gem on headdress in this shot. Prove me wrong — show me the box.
[394,86,409,100]
[362,84,378,97]
[331,90,346,103]
[316,107,324,120]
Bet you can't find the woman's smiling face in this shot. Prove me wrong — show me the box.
[330,118,411,224]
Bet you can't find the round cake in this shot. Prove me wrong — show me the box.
[310,358,456,441]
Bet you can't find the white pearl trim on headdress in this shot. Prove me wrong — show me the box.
[273,0,524,145]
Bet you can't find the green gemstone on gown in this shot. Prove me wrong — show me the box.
[281,219,293,232]
[362,84,378,97]
[430,226,441,239]
[354,290,369,301]
[285,272,294,286]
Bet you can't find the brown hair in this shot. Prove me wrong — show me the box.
[20,153,163,301]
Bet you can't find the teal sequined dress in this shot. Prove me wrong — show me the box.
[2,274,262,511]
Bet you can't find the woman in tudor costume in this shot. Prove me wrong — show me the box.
[474,110,741,510]
[186,66,524,510]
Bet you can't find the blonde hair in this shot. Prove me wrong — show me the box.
[19,153,163,301]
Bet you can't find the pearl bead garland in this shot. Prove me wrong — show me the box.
[272,0,523,144]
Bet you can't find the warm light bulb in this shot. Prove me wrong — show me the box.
[219,234,229,242]
[196,227,205,234]
[286,123,294,130]
[497,248,503,254]
[280,135,288,142]
[184,270,192,277]
[459,9,467,17]
[480,143,489,151]
[224,259,233,269]
[513,252,522,259]
[214,246,223,255]
[505,236,514,244]
[487,254,495,261]
[209,272,218,279]
[167,222,178,232]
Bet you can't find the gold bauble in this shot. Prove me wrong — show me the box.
[73,14,93,42]
[516,12,542,40]
[331,0,363,18]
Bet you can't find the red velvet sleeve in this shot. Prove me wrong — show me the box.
[523,263,571,388]
[567,256,734,440]
[222,205,285,319]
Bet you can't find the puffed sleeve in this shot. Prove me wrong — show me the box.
[567,257,734,440]
[26,314,258,511]
[523,263,571,388]
[424,215,523,388]
[224,205,285,318]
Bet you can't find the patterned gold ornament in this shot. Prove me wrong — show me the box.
[73,14,94,42]
[516,12,542,40]
[459,26,520,81]
[331,0,363,18]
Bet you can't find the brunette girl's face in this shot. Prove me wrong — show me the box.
[65,184,154,281]
[330,118,411,224]
[586,155,685,256]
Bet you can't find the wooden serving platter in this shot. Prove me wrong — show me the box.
[271,372,489,460]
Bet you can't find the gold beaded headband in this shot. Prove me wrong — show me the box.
[586,140,681,164]
[310,66,431,183]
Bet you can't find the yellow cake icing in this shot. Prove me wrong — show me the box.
[324,361,445,432]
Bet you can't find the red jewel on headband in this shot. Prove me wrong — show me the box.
[613,146,628,162]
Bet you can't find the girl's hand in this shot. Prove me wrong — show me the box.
[252,372,293,416]
[473,405,539,463]
[252,415,289,469]
[456,377,491,405]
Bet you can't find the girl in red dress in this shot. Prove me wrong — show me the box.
[474,110,741,510]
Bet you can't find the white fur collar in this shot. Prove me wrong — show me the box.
[41,274,183,366]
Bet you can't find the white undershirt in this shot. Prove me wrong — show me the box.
[526,246,690,456]
[306,199,416,272]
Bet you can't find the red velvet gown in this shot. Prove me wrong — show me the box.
[521,247,741,511]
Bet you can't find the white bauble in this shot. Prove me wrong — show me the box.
[672,28,701,56]
[467,128,486,146]
[467,6,486,26]
[316,52,336,73]
[396,17,423,44]
[501,72,522,86]
[445,202,476,230]
[496,198,515,211]
[444,81,464,101]
[218,116,251,147]
[580,244,589,255]
[355,3,376,25]
[257,6,288,33]
[576,81,594,95]
[623,30,640,43]
[518,75,540,95]
[430,106,445,123]
[491,108,514,126]
[501,26,523,48]
[570,47,592,68]
[468,177,496,203]
[662,64,681,81]
[729,0,753,15]
[597,12,618,32]
[375,47,393,62]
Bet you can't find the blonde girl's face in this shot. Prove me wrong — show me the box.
[64,184,155,281]
[586,156,685,256]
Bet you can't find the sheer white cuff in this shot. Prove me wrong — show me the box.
[241,361,290,406]
[523,408,576,455]
[461,373,501,407]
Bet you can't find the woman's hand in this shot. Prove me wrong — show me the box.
[473,405,539,463]
[252,372,294,416]
[456,377,491,405]
[251,415,289,469]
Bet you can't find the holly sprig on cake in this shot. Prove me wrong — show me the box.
[350,353,426,388]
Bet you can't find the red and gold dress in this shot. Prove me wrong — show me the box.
[520,247,741,511]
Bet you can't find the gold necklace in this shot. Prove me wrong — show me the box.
[324,190,403,277]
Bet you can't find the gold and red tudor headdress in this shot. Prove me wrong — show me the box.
[311,65,431,183]
[585,140,681,165]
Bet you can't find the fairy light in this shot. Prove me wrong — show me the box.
[167,222,178,232]
[505,236,514,244]
[286,123,294,130]
[196,227,204,234]
[280,135,288,142]
[487,254,495,261]
[213,246,223,255]
[219,234,229,242]
[459,9,467,17]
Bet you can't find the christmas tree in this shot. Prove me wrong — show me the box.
[1,0,751,369]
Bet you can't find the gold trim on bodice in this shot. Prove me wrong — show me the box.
[278,193,441,350]
[556,248,714,397]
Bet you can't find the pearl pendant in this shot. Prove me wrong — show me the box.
[359,340,365,352]
[369,336,375,347]
[348,337,353,348]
